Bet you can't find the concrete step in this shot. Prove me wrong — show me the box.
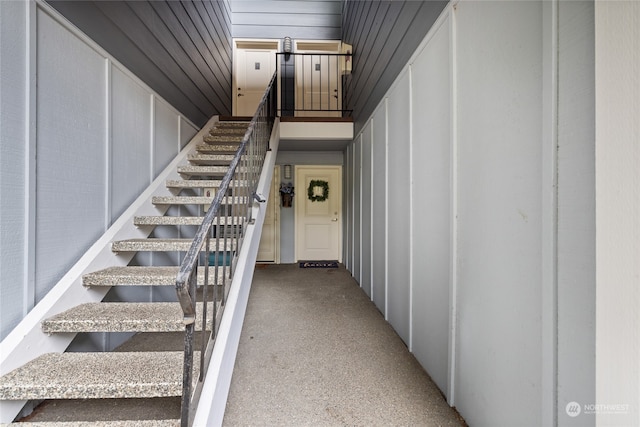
[83,266,228,287]
[195,143,241,154]
[187,153,235,165]
[134,215,243,226]
[177,165,228,178]
[203,134,243,144]
[111,238,235,253]
[165,179,222,189]
[151,196,248,206]
[14,421,180,426]
[0,351,198,400]
[209,127,247,136]
[216,120,250,128]
[41,302,215,333]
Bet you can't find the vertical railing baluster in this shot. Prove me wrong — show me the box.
[176,74,276,426]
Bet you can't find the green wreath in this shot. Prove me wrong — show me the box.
[307,180,330,202]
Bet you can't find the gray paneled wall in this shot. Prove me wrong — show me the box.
[0,2,198,341]
[231,0,342,40]
[341,1,448,134]
[344,2,597,426]
[47,0,233,127]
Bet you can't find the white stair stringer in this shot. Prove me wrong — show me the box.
[0,116,220,424]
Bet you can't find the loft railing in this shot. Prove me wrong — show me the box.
[276,52,353,117]
[175,73,277,427]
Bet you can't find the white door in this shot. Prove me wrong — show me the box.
[234,41,278,116]
[295,166,342,262]
[257,166,279,263]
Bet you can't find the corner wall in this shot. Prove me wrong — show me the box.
[0,1,198,341]
[343,1,598,425]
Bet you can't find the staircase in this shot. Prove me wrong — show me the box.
[0,119,253,425]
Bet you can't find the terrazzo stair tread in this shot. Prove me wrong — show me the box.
[83,266,228,287]
[41,302,216,333]
[0,351,199,400]
[195,143,241,154]
[13,420,180,426]
[203,134,243,144]
[151,196,248,206]
[187,153,236,165]
[165,179,222,189]
[134,215,243,226]
[209,127,247,136]
[215,120,250,128]
[111,238,236,252]
[134,216,206,226]
[177,165,229,177]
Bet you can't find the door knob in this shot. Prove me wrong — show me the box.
[238,94,244,97]
[331,218,338,222]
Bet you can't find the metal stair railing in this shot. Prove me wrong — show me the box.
[175,72,277,427]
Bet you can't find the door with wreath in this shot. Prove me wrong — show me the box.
[295,166,342,262]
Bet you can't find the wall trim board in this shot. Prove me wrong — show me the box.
[407,65,414,352]
[25,0,38,316]
[447,4,458,407]
[541,1,559,425]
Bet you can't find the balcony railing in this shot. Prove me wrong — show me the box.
[276,52,353,118]
[175,73,277,427]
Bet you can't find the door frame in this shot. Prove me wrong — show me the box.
[232,39,280,116]
[294,165,343,262]
[257,166,281,263]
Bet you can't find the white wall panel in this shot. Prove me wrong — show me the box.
[371,103,387,313]
[180,117,198,149]
[110,66,152,223]
[386,70,411,344]
[0,0,28,340]
[154,99,179,176]
[454,2,543,425]
[35,9,107,301]
[409,15,451,395]
[360,123,372,298]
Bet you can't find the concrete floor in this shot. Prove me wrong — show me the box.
[17,264,465,426]
[223,264,466,426]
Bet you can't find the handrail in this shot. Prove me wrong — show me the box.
[276,52,353,117]
[175,72,277,427]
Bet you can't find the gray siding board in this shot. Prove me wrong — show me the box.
[133,1,225,108]
[234,13,340,27]
[232,1,342,14]
[343,1,447,134]
[231,0,342,40]
[47,0,233,127]
[96,2,218,118]
[156,1,230,100]
[175,2,232,84]
[233,25,340,40]
[192,1,232,74]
